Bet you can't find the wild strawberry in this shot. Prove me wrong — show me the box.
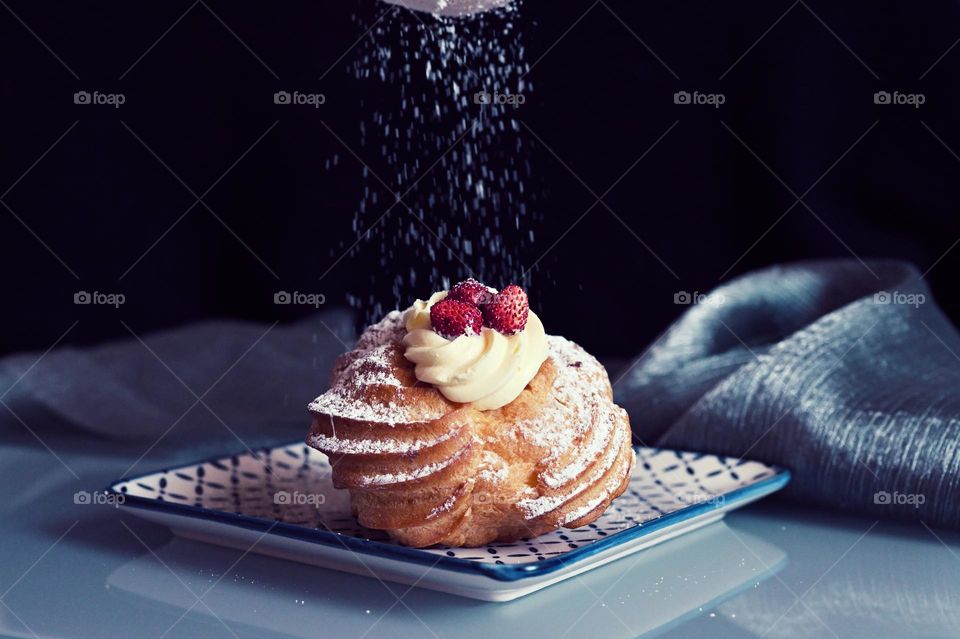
[482,284,529,335]
[430,299,483,339]
[448,278,495,307]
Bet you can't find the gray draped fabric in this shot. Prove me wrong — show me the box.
[0,311,354,471]
[615,259,960,528]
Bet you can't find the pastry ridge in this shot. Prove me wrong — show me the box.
[307,310,636,547]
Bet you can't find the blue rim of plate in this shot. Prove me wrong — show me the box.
[105,441,790,582]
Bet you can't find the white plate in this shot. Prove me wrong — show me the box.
[108,443,789,601]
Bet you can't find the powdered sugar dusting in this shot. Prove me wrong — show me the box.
[353,344,405,387]
[307,425,461,455]
[539,407,618,489]
[357,446,469,487]
[354,311,406,354]
[427,486,469,520]
[517,337,618,489]
[310,338,446,426]
[559,449,636,525]
[308,392,411,426]
[516,414,630,520]
[477,450,508,484]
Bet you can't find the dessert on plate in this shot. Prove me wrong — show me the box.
[306,279,635,548]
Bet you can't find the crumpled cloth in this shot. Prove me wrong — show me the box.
[615,259,960,528]
[0,310,355,472]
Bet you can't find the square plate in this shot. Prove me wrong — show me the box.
[108,443,789,601]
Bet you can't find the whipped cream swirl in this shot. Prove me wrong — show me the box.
[402,291,548,410]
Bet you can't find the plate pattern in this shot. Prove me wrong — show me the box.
[112,443,780,565]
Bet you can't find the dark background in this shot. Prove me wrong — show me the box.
[2,0,959,358]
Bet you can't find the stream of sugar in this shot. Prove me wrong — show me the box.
[338,1,541,320]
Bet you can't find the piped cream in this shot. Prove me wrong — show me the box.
[402,290,548,410]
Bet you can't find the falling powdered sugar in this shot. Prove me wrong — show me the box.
[338,1,543,321]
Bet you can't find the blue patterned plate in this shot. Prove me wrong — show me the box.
[107,443,789,601]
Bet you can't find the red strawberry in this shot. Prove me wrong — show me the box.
[448,278,495,307]
[483,284,529,335]
[430,299,483,339]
